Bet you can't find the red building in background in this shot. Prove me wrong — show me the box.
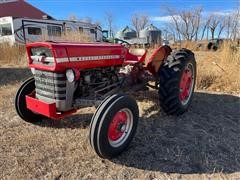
[0,0,53,19]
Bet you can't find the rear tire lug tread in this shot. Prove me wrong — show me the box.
[158,48,196,115]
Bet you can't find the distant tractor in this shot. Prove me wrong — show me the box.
[15,41,196,159]
[207,39,224,51]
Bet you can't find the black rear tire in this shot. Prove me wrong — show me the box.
[158,48,196,115]
[212,45,218,51]
[15,77,44,123]
[207,42,213,50]
[89,94,139,159]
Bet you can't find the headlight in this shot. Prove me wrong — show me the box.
[66,69,75,82]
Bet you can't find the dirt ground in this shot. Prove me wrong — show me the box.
[0,59,240,179]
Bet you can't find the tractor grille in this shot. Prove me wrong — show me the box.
[34,70,66,102]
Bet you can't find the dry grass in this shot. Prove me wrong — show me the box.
[171,41,200,51]
[0,43,27,66]
[195,42,240,94]
[39,31,91,43]
[59,31,91,42]
[170,40,240,93]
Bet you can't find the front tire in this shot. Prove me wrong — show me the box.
[89,94,139,159]
[15,77,44,123]
[158,48,196,115]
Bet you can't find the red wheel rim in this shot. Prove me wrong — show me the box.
[108,108,133,147]
[179,64,194,105]
[108,111,127,141]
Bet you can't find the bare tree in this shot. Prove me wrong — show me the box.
[163,6,239,41]
[209,15,220,40]
[131,13,149,37]
[193,7,203,41]
[164,22,178,42]
[179,11,191,40]
[165,7,182,41]
[217,16,227,38]
[165,7,203,41]
[207,14,228,39]
[230,8,240,40]
[200,15,211,40]
[225,15,232,39]
[180,7,202,41]
[105,11,114,38]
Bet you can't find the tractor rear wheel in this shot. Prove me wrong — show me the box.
[89,94,139,159]
[207,42,213,50]
[158,48,196,115]
[15,77,44,123]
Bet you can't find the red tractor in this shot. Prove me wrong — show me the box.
[15,41,196,159]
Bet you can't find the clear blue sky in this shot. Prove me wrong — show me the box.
[28,0,239,30]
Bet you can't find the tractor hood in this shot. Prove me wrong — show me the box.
[26,41,126,72]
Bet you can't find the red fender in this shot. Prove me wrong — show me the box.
[146,45,172,76]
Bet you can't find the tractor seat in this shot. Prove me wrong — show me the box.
[129,49,146,57]
[125,48,147,65]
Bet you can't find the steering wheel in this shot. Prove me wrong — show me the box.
[114,38,131,47]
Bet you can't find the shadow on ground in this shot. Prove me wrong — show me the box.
[36,113,93,129]
[0,68,31,86]
[35,91,240,174]
[111,92,240,174]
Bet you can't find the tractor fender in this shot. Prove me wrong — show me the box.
[146,45,172,76]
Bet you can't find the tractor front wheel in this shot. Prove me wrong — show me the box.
[158,48,196,115]
[89,94,139,159]
[15,77,44,123]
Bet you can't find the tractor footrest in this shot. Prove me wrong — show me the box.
[25,95,76,119]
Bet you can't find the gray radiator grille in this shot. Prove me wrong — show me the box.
[34,70,66,101]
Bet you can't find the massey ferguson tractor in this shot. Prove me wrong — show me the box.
[15,41,196,159]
